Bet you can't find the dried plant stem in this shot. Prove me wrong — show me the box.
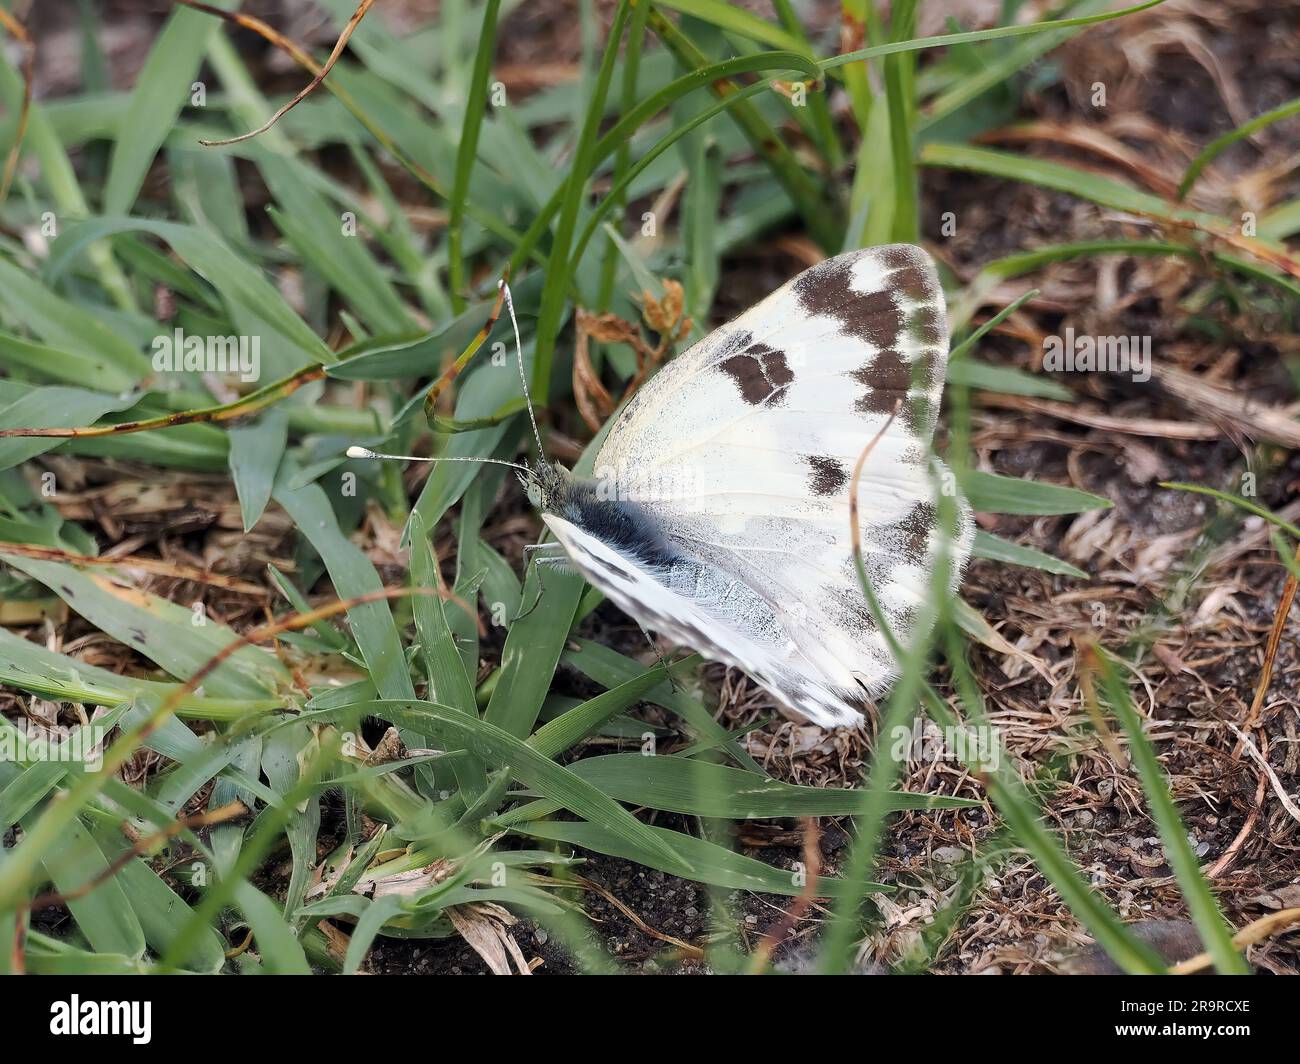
[0,7,33,203]
[178,0,376,148]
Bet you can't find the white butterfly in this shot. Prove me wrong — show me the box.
[355,244,972,728]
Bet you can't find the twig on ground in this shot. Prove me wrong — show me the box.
[1168,907,1300,975]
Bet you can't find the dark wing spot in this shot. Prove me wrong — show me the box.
[849,348,911,403]
[787,249,947,436]
[878,251,935,303]
[889,602,919,636]
[754,345,795,389]
[845,290,902,348]
[878,244,937,285]
[830,563,918,643]
[904,302,946,354]
[828,584,878,636]
[794,256,903,348]
[590,555,638,584]
[718,353,769,404]
[889,502,937,563]
[805,454,847,497]
[719,342,795,406]
[793,256,854,318]
[847,344,943,435]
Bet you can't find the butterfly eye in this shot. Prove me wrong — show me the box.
[526,482,542,509]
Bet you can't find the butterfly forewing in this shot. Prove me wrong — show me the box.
[565,245,972,727]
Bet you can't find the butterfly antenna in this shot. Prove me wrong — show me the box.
[499,279,546,460]
[346,446,530,475]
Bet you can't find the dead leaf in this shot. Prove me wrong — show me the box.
[573,316,617,433]
[642,279,684,335]
[367,858,457,899]
[446,904,531,975]
[1152,642,1190,676]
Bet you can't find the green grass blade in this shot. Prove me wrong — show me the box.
[649,8,838,252]
[0,257,147,379]
[409,510,488,801]
[228,409,287,532]
[482,567,586,738]
[1160,482,1300,539]
[823,1,1169,72]
[518,819,884,899]
[86,814,226,973]
[962,470,1112,515]
[1179,95,1300,200]
[0,387,136,471]
[505,50,818,277]
[952,242,1300,331]
[947,361,1072,400]
[272,468,415,701]
[883,0,918,243]
[230,882,310,973]
[530,657,694,757]
[531,0,632,403]
[0,627,280,719]
[1089,647,1248,973]
[1,553,288,697]
[566,754,980,817]
[48,217,334,370]
[569,76,778,270]
[448,0,502,310]
[652,0,811,54]
[103,2,233,215]
[771,0,844,168]
[0,332,138,392]
[972,530,1088,579]
[0,56,135,310]
[29,815,147,958]
[562,639,762,770]
[343,699,683,868]
[921,142,1223,229]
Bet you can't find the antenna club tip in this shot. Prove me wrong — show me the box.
[345,446,375,459]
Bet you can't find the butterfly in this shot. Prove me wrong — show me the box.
[354,244,972,728]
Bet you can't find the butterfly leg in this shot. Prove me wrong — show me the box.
[522,542,566,564]
[513,544,571,622]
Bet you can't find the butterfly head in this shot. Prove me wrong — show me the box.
[517,459,574,515]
